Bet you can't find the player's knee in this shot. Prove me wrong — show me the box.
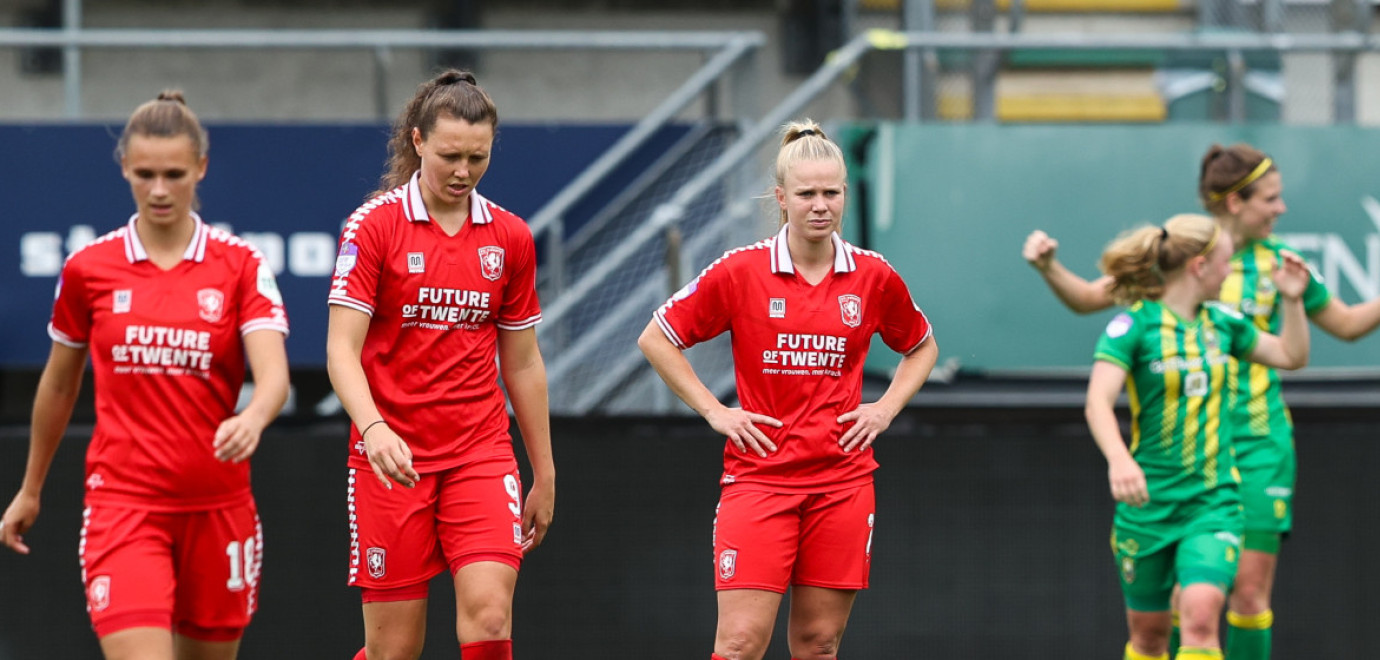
[1177,611,1218,642]
[789,627,842,659]
[1228,579,1271,613]
[715,627,771,660]
[457,603,512,640]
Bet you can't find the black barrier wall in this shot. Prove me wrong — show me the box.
[1,411,1377,658]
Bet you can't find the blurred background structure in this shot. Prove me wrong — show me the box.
[2,0,1380,657]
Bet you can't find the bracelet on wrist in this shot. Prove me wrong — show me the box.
[361,419,388,440]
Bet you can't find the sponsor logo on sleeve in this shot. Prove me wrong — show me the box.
[256,263,284,306]
[1106,312,1133,338]
[671,278,698,302]
[478,246,505,281]
[838,294,862,328]
[197,289,225,323]
[335,243,358,277]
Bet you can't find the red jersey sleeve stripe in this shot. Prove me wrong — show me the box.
[47,323,85,348]
[496,313,542,331]
[328,296,375,316]
[240,319,290,337]
[903,325,934,355]
[653,310,687,349]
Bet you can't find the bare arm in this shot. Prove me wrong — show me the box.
[497,327,555,552]
[836,337,939,452]
[326,305,418,489]
[1246,252,1311,370]
[1308,296,1380,342]
[1023,230,1116,314]
[637,320,781,457]
[1085,361,1147,507]
[1,342,88,554]
[213,330,289,463]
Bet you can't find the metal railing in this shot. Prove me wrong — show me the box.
[866,29,1380,122]
[0,24,764,121]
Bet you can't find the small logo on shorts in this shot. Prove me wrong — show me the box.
[718,549,737,580]
[1214,531,1242,547]
[89,575,112,612]
[513,523,523,546]
[866,513,876,558]
[1120,557,1136,584]
[1116,537,1140,557]
[366,547,386,579]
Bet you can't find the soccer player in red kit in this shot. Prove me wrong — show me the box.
[638,120,939,660]
[327,70,555,660]
[0,92,290,660]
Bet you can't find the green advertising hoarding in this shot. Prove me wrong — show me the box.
[836,123,1380,373]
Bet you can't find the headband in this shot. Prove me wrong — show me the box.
[1160,224,1219,260]
[1197,225,1221,257]
[1207,157,1273,202]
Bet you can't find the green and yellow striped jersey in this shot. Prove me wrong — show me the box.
[1094,300,1259,528]
[1218,236,1331,439]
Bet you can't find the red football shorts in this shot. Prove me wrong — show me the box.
[348,455,524,592]
[80,502,262,640]
[712,483,875,593]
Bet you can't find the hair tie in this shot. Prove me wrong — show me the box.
[1160,227,1169,241]
[798,129,817,137]
[1208,157,1273,202]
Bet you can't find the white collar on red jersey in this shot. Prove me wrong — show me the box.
[122,212,210,264]
[401,171,494,226]
[769,224,856,275]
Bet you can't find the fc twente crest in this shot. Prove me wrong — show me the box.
[838,294,862,328]
[197,288,225,323]
[367,547,386,579]
[718,549,737,580]
[479,246,505,281]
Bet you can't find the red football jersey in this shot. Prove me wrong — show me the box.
[329,173,542,472]
[654,226,932,491]
[49,214,290,511]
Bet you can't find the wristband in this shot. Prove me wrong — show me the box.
[361,420,388,440]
